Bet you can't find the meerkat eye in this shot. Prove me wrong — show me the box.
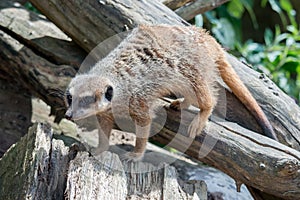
[105,86,113,101]
[66,92,72,105]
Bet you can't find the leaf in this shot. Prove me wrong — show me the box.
[268,0,288,26]
[204,11,217,24]
[240,0,258,29]
[287,25,299,35]
[195,14,203,27]
[264,28,274,46]
[286,37,295,46]
[227,0,245,18]
[279,0,293,13]
[261,0,268,7]
[268,0,283,13]
[211,18,236,49]
[246,42,263,52]
[274,33,288,44]
[281,61,299,72]
[267,51,281,63]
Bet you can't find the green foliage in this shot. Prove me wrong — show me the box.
[195,0,300,103]
[237,25,300,101]
[24,2,40,14]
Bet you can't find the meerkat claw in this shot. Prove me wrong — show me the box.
[188,115,202,138]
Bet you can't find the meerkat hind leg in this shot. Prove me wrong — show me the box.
[188,86,216,138]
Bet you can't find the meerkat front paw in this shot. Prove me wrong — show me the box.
[120,151,144,162]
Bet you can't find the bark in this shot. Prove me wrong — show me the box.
[0,123,207,200]
[0,1,86,121]
[27,0,299,148]
[161,0,193,10]
[0,0,300,199]
[174,0,230,21]
[152,101,300,199]
[0,123,71,200]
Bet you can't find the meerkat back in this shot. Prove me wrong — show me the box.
[66,25,276,161]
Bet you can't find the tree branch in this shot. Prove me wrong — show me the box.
[1,0,300,198]
[160,0,193,10]
[175,0,230,21]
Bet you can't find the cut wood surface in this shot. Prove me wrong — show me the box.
[0,0,300,199]
[0,123,207,200]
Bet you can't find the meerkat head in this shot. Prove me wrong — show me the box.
[64,75,114,120]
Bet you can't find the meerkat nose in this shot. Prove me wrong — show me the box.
[65,110,73,121]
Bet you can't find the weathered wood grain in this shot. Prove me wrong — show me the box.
[175,0,230,21]
[161,0,193,10]
[151,104,300,199]
[67,151,207,199]
[0,123,71,200]
[0,1,87,121]
[29,0,189,52]
[0,1,85,68]
[28,0,300,150]
[1,0,300,198]
[0,123,207,199]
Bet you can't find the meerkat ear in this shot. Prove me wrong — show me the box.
[105,86,113,101]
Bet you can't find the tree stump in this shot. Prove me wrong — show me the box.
[0,123,207,200]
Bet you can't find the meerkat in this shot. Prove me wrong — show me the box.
[65,25,277,161]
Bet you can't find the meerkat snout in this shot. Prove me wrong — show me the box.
[65,109,73,120]
[64,90,73,120]
[64,75,114,121]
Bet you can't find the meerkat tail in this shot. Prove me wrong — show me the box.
[216,59,278,141]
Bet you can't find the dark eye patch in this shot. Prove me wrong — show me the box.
[79,96,96,107]
[65,91,72,106]
[105,86,113,101]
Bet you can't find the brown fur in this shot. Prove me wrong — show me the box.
[66,25,277,161]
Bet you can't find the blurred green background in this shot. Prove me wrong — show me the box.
[194,0,300,104]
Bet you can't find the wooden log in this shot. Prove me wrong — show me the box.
[0,0,87,121]
[0,123,207,199]
[0,28,71,122]
[174,0,230,21]
[151,103,300,199]
[0,1,85,68]
[160,0,193,10]
[28,0,300,148]
[67,151,207,199]
[1,1,300,198]
[0,123,71,200]
[28,0,189,52]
